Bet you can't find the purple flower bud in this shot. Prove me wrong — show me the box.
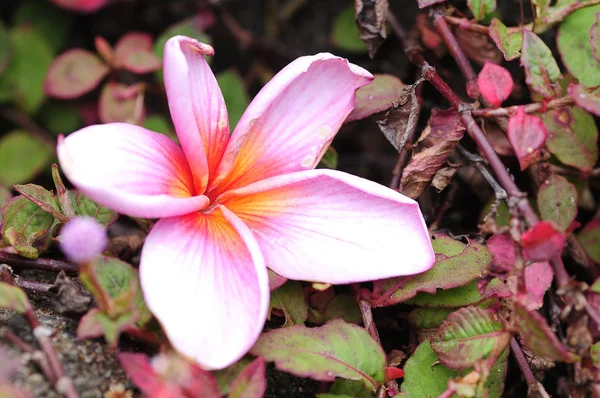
[60,217,107,263]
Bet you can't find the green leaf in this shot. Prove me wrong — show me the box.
[0,282,31,313]
[317,147,338,169]
[216,69,250,128]
[0,26,53,114]
[80,256,151,326]
[251,319,386,390]
[520,30,561,98]
[590,341,600,365]
[557,4,600,87]
[14,184,65,222]
[401,340,459,396]
[544,107,598,172]
[44,49,109,99]
[1,196,54,246]
[72,192,118,228]
[39,102,82,135]
[346,74,407,122]
[405,278,511,308]
[0,20,10,75]
[229,357,266,398]
[532,0,551,18]
[213,357,253,395]
[143,115,176,139]
[77,308,137,346]
[468,0,496,20]
[323,379,375,398]
[512,300,579,362]
[577,220,600,263]
[322,294,362,325]
[13,0,73,53]
[331,6,367,53]
[409,307,454,330]
[431,306,510,369]
[269,281,308,327]
[489,19,522,61]
[537,174,577,231]
[371,236,493,307]
[0,130,52,186]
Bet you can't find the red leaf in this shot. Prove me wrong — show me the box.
[44,49,109,99]
[385,367,405,382]
[477,62,513,107]
[229,357,266,398]
[507,106,548,170]
[486,233,516,272]
[118,353,165,394]
[521,221,566,262]
[524,261,553,310]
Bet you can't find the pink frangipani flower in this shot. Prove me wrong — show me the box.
[57,36,435,369]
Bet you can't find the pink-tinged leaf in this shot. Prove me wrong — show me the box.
[488,19,522,61]
[521,221,566,262]
[77,308,137,346]
[543,107,599,172]
[591,11,600,65]
[229,357,266,398]
[0,282,31,314]
[49,0,110,12]
[118,353,168,394]
[431,306,510,370]
[512,300,579,362]
[385,367,405,382]
[268,269,287,291]
[94,36,113,63]
[98,82,144,124]
[251,319,385,390]
[477,62,513,107]
[118,353,220,398]
[417,0,446,8]
[577,219,600,263]
[520,30,561,99]
[486,233,516,272]
[113,33,161,74]
[345,74,406,122]
[405,278,512,308]
[568,83,600,116]
[524,261,553,310]
[506,106,548,170]
[371,235,492,307]
[537,174,578,231]
[44,49,109,99]
[400,108,465,198]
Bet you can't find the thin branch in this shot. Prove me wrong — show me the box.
[472,96,575,118]
[510,338,550,396]
[0,252,79,275]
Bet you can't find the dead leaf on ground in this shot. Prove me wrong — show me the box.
[455,28,502,65]
[376,80,422,152]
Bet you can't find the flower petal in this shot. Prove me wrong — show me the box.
[164,36,230,192]
[139,207,269,370]
[219,169,435,284]
[210,54,373,195]
[57,123,209,218]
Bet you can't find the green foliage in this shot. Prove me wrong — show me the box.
[537,174,578,231]
[39,102,83,136]
[331,6,367,53]
[269,281,308,327]
[0,282,31,314]
[520,30,561,98]
[1,196,54,258]
[544,107,599,172]
[0,26,53,114]
[468,0,496,20]
[251,319,386,390]
[557,4,600,87]
[13,0,73,53]
[0,131,52,186]
[317,147,339,169]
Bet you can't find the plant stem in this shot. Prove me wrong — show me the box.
[0,252,79,275]
[12,275,54,297]
[0,269,79,398]
[510,337,550,396]
[472,96,575,118]
[438,387,457,398]
[358,300,381,344]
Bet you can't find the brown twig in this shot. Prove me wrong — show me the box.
[358,300,381,344]
[472,96,575,118]
[0,268,79,398]
[510,337,550,396]
[12,275,54,297]
[0,252,79,275]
